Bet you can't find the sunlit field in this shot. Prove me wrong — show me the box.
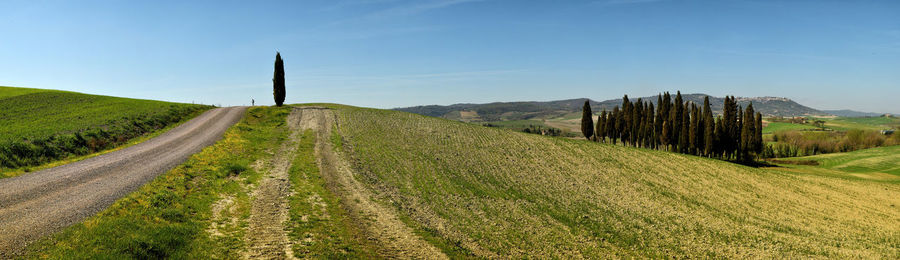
[329,104,899,258]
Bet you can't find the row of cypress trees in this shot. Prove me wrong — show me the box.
[582,91,764,162]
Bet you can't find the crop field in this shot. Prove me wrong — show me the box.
[775,145,900,181]
[762,121,817,134]
[0,86,210,170]
[329,105,899,258]
[0,87,205,142]
[815,116,900,131]
[0,86,53,99]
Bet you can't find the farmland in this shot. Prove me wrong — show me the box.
[330,105,899,258]
[816,116,900,131]
[17,104,900,258]
[774,145,900,181]
[0,86,211,172]
[761,121,817,134]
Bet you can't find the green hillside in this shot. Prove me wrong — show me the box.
[330,105,899,258]
[817,116,900,131]
[0,86,211,172]
[777,145,900,180]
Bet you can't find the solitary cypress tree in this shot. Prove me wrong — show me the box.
[273,52,286,106]
[581,100,594,140]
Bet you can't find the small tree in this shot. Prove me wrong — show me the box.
[581,100,594,140]
[273,52,286,106]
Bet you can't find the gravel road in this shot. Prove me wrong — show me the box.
[0,106,247,257]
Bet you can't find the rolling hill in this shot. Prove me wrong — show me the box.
[0,86,211,172]
[330,105,898,258]
[24,104,899,258]
[396,94,829,122]
[822,109,884,117]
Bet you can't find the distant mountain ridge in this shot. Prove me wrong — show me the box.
[821,109,883,117]
[396,94,831,122]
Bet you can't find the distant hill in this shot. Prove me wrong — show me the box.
[821,109,883,117]
[396,94,828,122]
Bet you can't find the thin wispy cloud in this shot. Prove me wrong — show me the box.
[330,0,486,25]
[702,49,853,63]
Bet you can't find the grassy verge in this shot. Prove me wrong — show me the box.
[1,108,209,178]
[25,106,290,259]
[286,129,375,258]
[0,87,212,170]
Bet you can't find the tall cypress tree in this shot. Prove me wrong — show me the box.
[644,102,653,148]
[632,99,642,146]
[755,112,764,156]
[581,100,594,140]
[689,104,699,155]
[673,92,684,151]
[740,103,755,162]
[619,95,631,145]
[596,110,606,143]
[680,106,690,154]
[609,107,618,144]
[655,94,664,149]
[273,52,286,106]
[612,106,621,145]
[661,92,672,149]
[703,96,714,157]
[715,115,726,159]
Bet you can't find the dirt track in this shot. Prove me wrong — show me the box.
[244,108,302,259]
[298,107,448,259]
[0,106,247,257]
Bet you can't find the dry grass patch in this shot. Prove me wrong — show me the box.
[327,104,900,258]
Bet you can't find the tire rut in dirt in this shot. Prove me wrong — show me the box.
[298,106,448,259]
[244,108,302,260]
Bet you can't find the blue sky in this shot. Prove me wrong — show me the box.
[1,0,898,113]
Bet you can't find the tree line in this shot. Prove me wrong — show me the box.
[582,91,764,163]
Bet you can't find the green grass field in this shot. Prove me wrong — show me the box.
[0,86,54,99]
[23,104,900,258]
[0,86,204,142]
[776,145,900,181]
[0,86,210,170]
[27,107,285,258]
[814,116,900,131]
[762,121,817,134]
[27,106,374,258]
[330,105,899,258]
